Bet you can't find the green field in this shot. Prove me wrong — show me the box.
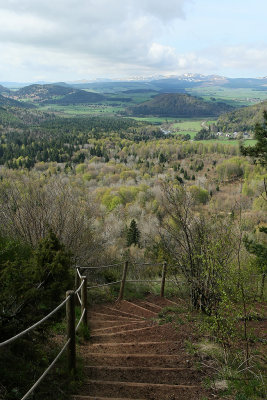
[38,104,124,115]
[187,86,267,107]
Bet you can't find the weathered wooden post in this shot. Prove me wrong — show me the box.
[81,276,88,327]
[66,290,76,372]
[118,261,128,301]
[160,261,167,298]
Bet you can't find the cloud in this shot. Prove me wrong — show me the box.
[221,45,267,70]
[1,1,266,80]
[0,0,194,79]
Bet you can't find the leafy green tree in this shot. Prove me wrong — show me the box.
[127,219,140,247]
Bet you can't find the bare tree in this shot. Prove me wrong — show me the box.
[0,175,100,265]
[159,183,236,314]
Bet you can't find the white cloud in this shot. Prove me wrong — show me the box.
[0,1,266,80]
[221,45,267,70]
[0,0,194,80]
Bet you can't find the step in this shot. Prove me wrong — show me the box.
[80,380,203,400]
[89,312,139,321]
[89,319,142,329]
[83,353,192,368]
[91,325,159,341]
[84,341,182,354]
[102,306,144,320]
[91,323,179,344]
[84,365,203,385]
[92,320,148,334]
[121,300,157,317]
[73,397,146,400]
[139,300,163,312]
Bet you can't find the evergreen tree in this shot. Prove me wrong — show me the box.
[240,111,267,165]
[127,219,140,247]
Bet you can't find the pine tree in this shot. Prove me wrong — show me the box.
[127,219,140,247]
[240,111,267,166]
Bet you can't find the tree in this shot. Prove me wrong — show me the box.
[243,226,267,299]
[127,219,140,247]
[159,184,236,314]
[240,110,267,166]
[241,111,267,297]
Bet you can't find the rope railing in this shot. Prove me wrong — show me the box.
[75,309,86,332]
[20,338,71,400]
[87,280,122,289]
[0,296,70,348]
[75,279,84,294]
[2,270,89,400]
[79,262,124,270]
[2,261,170,399]
[76,292,82,305]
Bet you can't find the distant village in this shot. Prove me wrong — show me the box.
[216,131,252,140]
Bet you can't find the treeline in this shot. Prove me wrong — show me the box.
[0,109,167,169]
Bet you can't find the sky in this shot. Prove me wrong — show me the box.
[0,0,267,82]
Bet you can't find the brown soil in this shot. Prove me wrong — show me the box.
[73,296,217,400]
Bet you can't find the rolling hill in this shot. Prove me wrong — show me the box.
[11,84,104,105]
[0,85,10,95]
[127,93,234,118]
[0,94,34,108]
[216,100,267,132]
[44,90,104,105]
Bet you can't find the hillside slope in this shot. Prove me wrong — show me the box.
[11,84,104,105]
[128,93,234,117]
[216,100,267,132]
[0,94,34,108]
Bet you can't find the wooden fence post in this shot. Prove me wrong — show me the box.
[66,290,76,372]
[118,261,128,301]
[81,276,88,327]
[160,261,167,298]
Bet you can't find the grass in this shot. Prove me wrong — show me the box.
[187,86,267,107]
[38,104,124,115]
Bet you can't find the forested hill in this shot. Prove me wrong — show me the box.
[0,84,10,94]
[0,94,34,108]
[10,83,105,105]
[15,83,75,99]
[216,100,267,132]
[127,93,234,117]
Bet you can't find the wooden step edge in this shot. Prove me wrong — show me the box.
[103,306,145,320]
[139,300,163,311]
[89,340,180,347]
[90,319,142,324]
[89,312,141,321]
[91,325,158,338]
[85,380,199,389]
[122,300,157,316]
[84,353,184,358]
[73,396,146,400]
[92,321,147,333]
[84,365,194,372]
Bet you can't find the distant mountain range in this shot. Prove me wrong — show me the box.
[1,74,267,90]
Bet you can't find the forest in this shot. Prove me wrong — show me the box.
[0,92,266,400]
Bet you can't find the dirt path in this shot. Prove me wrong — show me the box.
[73,295,214,400]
